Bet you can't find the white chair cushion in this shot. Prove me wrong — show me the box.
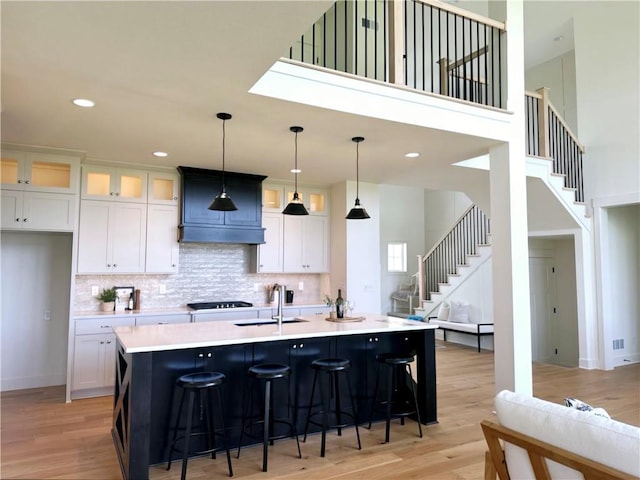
[436,301,450,321]
[495,389,640,478]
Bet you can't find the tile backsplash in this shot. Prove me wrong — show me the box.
[74,243,328,312]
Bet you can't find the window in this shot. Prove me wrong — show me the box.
[387,242,407,272]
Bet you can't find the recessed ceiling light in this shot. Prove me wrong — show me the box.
[72,98,95,108]
[290,168,302,174]
[405,152,420,158]
[153,151,168,157]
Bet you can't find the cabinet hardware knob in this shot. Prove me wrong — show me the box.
[17,179,23,184]
[100,341,105,344]
[115,192,120,196]
[23,218,28,222]
[107,264,112,267]
[106,340,112,344]
[110,192,114,196]
[15,218,20,222]
[101,325,112,328]
[292,345,296,349]
[25,180,30,184]
[300,343,304,348]
[207,353,212,358]
[173,196,177,200]
[113,264,117,267]
[198,353,204,357]
[159,322,168,325]
[172,264,176,267]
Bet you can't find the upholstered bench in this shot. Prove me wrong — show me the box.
[427,317,493,352]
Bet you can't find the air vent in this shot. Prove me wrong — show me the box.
[613,338,625,350]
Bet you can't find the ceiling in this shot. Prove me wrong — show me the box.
[1,1,575,190]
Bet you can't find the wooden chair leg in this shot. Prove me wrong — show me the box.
[484,450,498,480]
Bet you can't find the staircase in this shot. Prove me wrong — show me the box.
[416,89,589,318]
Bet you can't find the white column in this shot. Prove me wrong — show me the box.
[489,0,532,394]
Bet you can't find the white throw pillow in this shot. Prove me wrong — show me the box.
[448,300,469,323]
[436,301,450,321]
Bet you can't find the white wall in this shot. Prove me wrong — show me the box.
[379,184,425,314]
[573,1,640,201]
[607,204,640,365]
[424,189,472,252]
[1,232,72,391]
[525,50,578,133]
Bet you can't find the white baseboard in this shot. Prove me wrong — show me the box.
[1,374,66,392]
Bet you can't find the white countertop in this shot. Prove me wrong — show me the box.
[114,314,436,353]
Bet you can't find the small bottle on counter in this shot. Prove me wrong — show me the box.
[133,289,141,310]
[127,294,134,311]
[336,289,345,319]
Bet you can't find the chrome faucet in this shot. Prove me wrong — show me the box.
[271,283,285,327]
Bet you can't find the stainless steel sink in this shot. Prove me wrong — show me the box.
[234,318,308,327]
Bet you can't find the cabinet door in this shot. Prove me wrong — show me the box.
[148,171,179,205]
[224,175,262,227]
[82,166,147,202]
[286,186,328,215]
[135,314,190,326]
[112,203,147,273]
[77,201,113,273]
[283,216,305,272]
[257,212,283,272]
[146,204,179,273]
[262,183,284,212]
[1,150,27,189]
[0,190,23,229]
[102,334,117,388]
[72,334,105,391]
[303,216,328,272]
[26,153,79,193]
[22,192,76,231]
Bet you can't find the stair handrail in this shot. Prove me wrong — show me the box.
[525,87,586,202]
[418,204,490,301]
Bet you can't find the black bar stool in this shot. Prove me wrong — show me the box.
[166,371,233,480]
[237,363,301,472]
[368,352,423,443]
[303,358,361,457]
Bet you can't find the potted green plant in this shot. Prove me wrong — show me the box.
[97,287,118,312]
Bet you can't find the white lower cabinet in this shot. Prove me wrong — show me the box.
[135,313,190,326]
[72,316,135,398]
[1,190,76,231]
[77,200,147,273]
[193,310,258,322]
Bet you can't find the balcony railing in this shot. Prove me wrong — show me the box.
[289,0,506,109]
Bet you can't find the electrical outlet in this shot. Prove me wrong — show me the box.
[159,284,166,294]
[91,285,99,296]
[43,310,51,322]
[298,281,304,291]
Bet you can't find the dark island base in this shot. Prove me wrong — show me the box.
[113,329,436,480]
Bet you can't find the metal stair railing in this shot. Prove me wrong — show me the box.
[418,204,490,302]
[525,87,586,202]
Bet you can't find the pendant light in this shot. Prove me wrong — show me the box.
[208,112,238,211]
[346,136,370,219]
[282,126,309,215]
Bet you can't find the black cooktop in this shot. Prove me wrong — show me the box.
[187,301,253,310]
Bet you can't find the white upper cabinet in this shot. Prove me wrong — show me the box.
[148,171,179,205]
[145,204,179,273]
[256,212,284,273]
[1,150,80,194]
[81,165,148,203]
[285,186,329,215]
[283,215,329,273]
[77,200,147,274]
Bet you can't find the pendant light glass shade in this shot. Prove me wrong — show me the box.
[346,136,370,219]
[209,112,238,211]
[283,126,309,216]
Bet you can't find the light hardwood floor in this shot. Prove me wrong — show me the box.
[2,342,639,479]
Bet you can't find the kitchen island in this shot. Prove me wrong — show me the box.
[112,314,438,480]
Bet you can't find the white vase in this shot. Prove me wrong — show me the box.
[101,301,115,312]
